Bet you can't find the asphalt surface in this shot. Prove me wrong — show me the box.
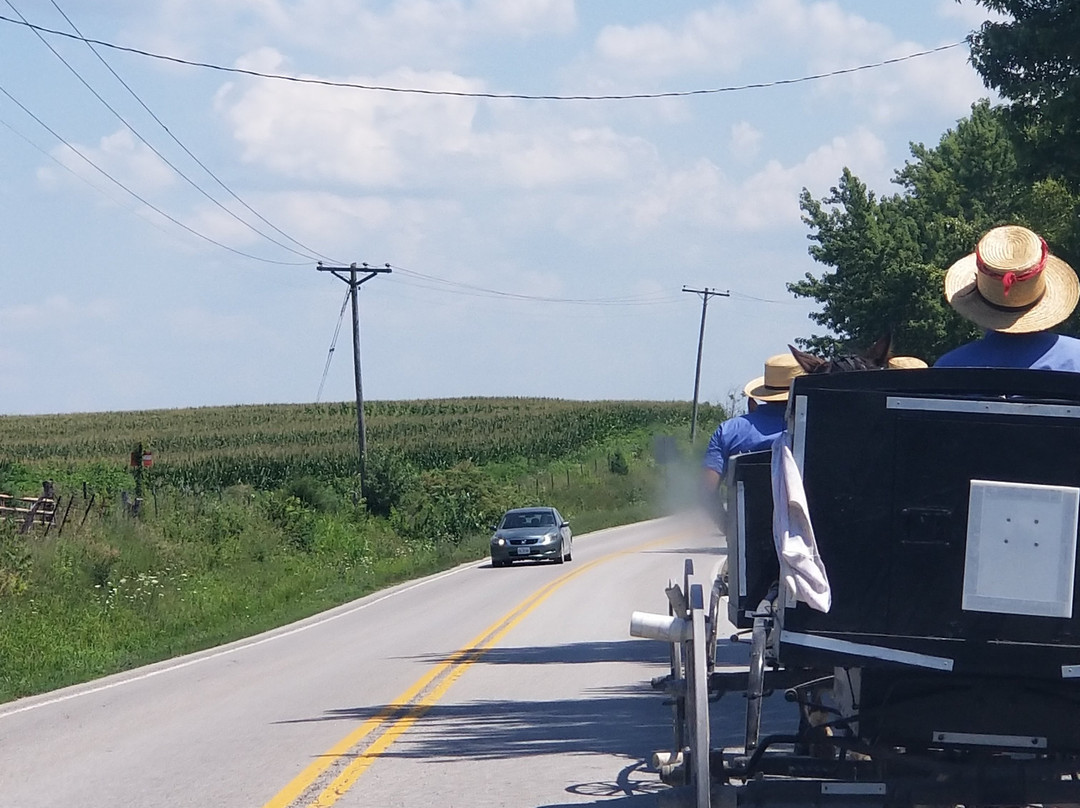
[0,513,747,808]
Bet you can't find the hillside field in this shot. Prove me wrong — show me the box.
[0,397,726,702]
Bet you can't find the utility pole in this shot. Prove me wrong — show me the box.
[317,262,391,485]
[682,286,730,443]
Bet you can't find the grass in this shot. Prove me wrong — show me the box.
[0,399,720,703]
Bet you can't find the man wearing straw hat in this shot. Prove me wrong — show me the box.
[701,353,804,507]
[935,225,1080,370]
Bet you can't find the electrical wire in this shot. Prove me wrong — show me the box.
[43,0,341,265]
[728,290,802,305]
[387,264,804,308]
[7,0,330,266]
[0,111,230,249]
[0,13,966,101]
[0,80,308,265]
[387,264,682,306]
[316,289,351,402]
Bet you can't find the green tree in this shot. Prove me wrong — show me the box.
[392,461,515,545]
[965,0,1080,191]
[789,100,1080,361]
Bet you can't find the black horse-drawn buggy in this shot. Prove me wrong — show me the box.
[632,367,1080,807]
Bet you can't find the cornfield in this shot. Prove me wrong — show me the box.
[0,398,725,492]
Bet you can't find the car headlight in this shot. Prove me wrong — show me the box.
[542,531,559,544]
[492,536,506,546]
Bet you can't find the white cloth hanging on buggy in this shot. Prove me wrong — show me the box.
[771,433,831,612]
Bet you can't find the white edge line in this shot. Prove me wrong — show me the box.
[1,517,687,720]
[0,561,479,719]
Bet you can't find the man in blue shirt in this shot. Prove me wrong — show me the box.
[935,225,1080,370]
[701,352,803,504]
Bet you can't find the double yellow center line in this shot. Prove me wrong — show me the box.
[264,533,684,808]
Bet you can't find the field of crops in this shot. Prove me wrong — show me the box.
[0,396,730,701]
[0,397,726,492]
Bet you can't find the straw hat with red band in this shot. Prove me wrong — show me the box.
[944,225,1080,334]
[743,353,804,402]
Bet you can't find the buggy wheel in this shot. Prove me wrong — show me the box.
[686,580,711,808]
[669,627,686,771]
[745,606,769,754]
[706,560,726,674]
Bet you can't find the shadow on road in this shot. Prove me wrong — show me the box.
[289,686,669,760]
[406,639,673,666]
[273,636,778,758]
[540,759,674,806]
[271,637,790,806]
[642,546,727,557]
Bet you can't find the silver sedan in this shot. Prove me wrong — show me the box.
[489,506,572,567]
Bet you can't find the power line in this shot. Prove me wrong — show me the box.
[0,13,966,101]
[8,0,332,265]
[728,290,801,305]
[316,289,351,403]
[390,263,799,309]
[388,264,681,305]
[43,0,340,265]
[683,286,730,442]
[0,80,308,265]
[316,263,392,483]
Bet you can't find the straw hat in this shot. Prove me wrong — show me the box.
[743,353,804,402]
[944,225,1080,333]
[887,356,928,369]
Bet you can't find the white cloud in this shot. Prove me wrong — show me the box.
[215,61,664,197]
[623,125,888,233]
[486,126,657,189]
[0,296,119,332]
[114,0,576,68]
[472,0,576,35]
[0,2,999,415]
[936,0,1008,27]
[594,5,752,77]
[587,0,984,125]
[217,67,483,186]
[813,39,992,126]
[793,125,891,196]
[164,306,261,342]
[591,0,893,80]
[730,121,763,160]
[41,129,175,196]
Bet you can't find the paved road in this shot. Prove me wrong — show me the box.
[0,513,741,808]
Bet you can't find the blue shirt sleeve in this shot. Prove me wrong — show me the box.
[703,423,728,475]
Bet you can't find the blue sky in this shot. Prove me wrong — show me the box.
[0,1,999,415]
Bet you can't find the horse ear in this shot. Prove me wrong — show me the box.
[789,344,826,374]
[864,334,892,367]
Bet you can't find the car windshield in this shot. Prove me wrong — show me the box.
[502,510,554,529]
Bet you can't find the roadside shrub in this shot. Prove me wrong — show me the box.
[0,522,31,596]
[392,461,515,544]
[285,476,340,514]
[0,462,39,498]
[362,451,418,517]
[263,492,316,551]
[609,449,630,475]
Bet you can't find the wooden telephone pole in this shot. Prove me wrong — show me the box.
[682,286,730,443]
[317,262,391,483]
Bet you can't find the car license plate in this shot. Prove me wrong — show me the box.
[516,547,531,555]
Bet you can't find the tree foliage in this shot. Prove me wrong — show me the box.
[789,100,1080,361]
[391,462,516,545]
[965,0,1080,190]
